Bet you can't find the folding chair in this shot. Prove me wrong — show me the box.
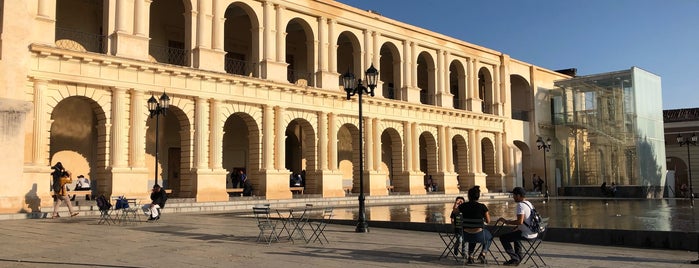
[121,199,141,224]
[307,206,333,244]
[462,218,500,265]
[291,204,313,243]
[520,217,549,268]
[431,213,459,262]
[253,206,279,244]
[97,207,115,225]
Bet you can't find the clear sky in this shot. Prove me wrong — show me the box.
[337,0,699,110]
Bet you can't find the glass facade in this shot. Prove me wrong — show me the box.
[551,67,666,190]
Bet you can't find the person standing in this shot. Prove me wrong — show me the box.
[50,162,79,218]
[241,171,253,196]
[143,184,167,221]
[497,187,536,266]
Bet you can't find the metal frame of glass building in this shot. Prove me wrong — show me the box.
[550,67,666,196]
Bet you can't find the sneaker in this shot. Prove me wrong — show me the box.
[466,257,474,264]
[503,259,520,266]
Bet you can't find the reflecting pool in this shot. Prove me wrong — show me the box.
[331,198,699,232]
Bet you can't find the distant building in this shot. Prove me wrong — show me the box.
[664,108,699,198]
[551,68,666,197]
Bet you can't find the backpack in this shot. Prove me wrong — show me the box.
[522,202,544,233]
[115,196,130,209]
[96,195,112,211]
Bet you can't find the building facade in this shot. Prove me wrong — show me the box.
[1,0,575,212]
[551,68,667,197]
[664,108,699,198]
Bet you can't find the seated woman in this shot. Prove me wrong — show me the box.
[457,186,493,264]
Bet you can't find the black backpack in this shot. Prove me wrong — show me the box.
[96,195,112,211]
[522,202,544,233]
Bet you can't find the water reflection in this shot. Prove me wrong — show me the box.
[334,199,698,232]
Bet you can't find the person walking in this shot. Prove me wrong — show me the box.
[50,162,79,218]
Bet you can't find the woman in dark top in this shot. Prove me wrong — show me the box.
[458,186,492,264]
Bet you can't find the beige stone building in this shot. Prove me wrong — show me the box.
[0,0,570,213]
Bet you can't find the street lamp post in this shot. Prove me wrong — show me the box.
[536,136,552,198]
[147,91,170,186]
[677,133,697,206]
[342,64,378,233]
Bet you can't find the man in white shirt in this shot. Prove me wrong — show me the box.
[497,187,537,266]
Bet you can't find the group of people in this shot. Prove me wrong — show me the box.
[425,175,438,192]
[289,171,305,187]
[229,169,253,196]
[600,181,618,197]
[450,186,538,266]
[51,162,168,221]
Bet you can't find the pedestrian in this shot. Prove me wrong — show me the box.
[50,162,79,218]
[241,171,253,196]
[497,187,536,266]
[531,174,537,191]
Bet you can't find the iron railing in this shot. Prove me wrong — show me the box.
[224,58,257,77]
[149,44,188,66]
[287,69,315,86]
[55,27,106,53]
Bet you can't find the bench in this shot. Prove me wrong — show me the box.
[68,189,92,200]
[164,189,172,194]
[227,188,243,196]
[290,186,304,195]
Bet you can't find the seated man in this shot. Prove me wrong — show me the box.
[71,175,92,201]
[142,184,168,221]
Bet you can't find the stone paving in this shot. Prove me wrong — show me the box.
[0,211,698,268]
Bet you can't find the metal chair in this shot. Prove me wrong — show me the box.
[431,212,459,262]
[519,217,549,268]
[462,217,499,265]
[307,206,333,244]
[253,206,279,244]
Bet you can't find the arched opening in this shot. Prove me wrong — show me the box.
[510,75,531,121]
[481,138,496,190]
[49,96,103,195]
[146,105,187,197]
[417,52,435,105]
[286,19,315,86]
[419,132,438,190]
[452,134,469,191]
[381,128,403,191]
[285,118,317,193]
[513,140,531,190]
[222,112,260,190]
[338,123,359,193]
[55,0,105,53]
[223,3,259,77]
[149,0,189,66]
[379,42,401,100]
[449,61,466,110]
[337,31,362,87]
[478,68,493,114]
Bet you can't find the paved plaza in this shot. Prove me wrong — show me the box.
[0,211,697,268]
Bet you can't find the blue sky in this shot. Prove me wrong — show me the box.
[337,0,699,110]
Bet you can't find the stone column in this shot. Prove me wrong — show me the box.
[35,0,56,45]
[193,0,225,72]
[411,123,420,172]
[210,99,223,169]
[129,89,146,168]
[364,117,374,171]
[262,1,274,61]
[363,30,371,71]
[275,5,285,63]
[111,87,128,168]
[403,120,412,172]
[31,79,49,166]
[263,105,274,170]
[114,0,149,60]
[134,0,148,36]
[318,111,328,171]
[194,97,209,169]
[328,113,338,170]
[274,106,285,170]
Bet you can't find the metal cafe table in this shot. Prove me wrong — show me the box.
[274,204,314,243]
